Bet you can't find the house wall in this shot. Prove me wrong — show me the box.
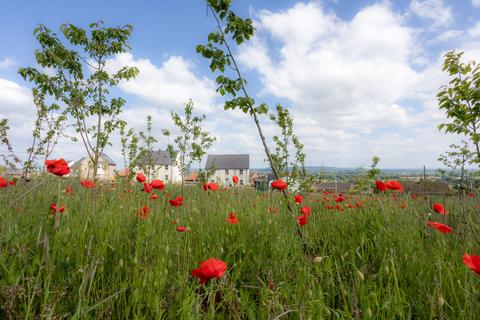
[210,169,249,186]
[134,163,181,183]
[76,158,115,180]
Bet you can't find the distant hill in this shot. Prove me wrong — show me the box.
[251,166,443,176]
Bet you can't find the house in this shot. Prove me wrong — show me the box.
[134,150,181,182]
[313,182,353,194]
[400,180,452,195]
[71,153,116,180]
[185,171,199,184]
[205,154,249,186]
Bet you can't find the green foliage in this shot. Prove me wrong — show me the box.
[353,156,381,193]
[163,100,216,190]
[19,22,139,180]
[438,140,475,192]
[438,51,480,163]
[138,115,158,179]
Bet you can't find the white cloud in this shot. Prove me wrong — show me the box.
[472,0,480,8]
[106,53,217,113]
[0,58,15,70]
[409,0,453,29]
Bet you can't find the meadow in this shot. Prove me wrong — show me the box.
[0,175,479,319]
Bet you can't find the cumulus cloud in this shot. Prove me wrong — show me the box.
[106,53,217,113]
[472,0,480,8]
[409,0,453,30]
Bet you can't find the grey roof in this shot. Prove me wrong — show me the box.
[314,182,352,193]
[136,150,177,166]
[401,180,451,195]
[74,153,116,166]
[205,154,249,170]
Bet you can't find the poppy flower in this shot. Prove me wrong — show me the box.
[176,226,188,232]
[427,221,453,234]
[433,203,448,215]
[300,206,311,215]
[150,179,165,190]
[203,182,219,191]
[80,180,95,188]
[463,253,480,275]
[8,180,15,186]
[335,197,345,203]
[467,193,475,197]
[232,175,239,184]
[227,212,239,224]
[0,178,7,188]
[45,158,70,176]
[150,193,159,200]
[400,203,407,209]
[375,180,387,191]
[64,186,73,195]
[411,193,418,200]
[385,180,403,192]
[294,195,303,204]
[297,214,308,226]
[191,258,227,285]
[271,179,288,191]
[356,201,363,208]
[50,203,65,215]
[143,182,153,194]
[136,205,149,220]
[136,173,146,183]
[169,196,184,207]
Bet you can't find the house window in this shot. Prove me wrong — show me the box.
[239,169,243,175]
[165,175,169,181]
[240,179,244,185]
[225,169,229,175]
[165,165,169,170]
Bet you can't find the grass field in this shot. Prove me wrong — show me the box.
[1,176,479,319]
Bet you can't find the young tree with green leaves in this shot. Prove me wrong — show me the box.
[438,140,475,193]
[162,99,216,193]
[438,51,480,164]
[138,115,158,179]
[19,22,139,181]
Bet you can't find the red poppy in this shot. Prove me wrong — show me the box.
[150,179,165,190]
[150,193,159,200]
[136,205,149,220]
[176,226,188,232]
[411,193,418,200]
[136,173,146,183]
[463,253,480,275]
[169,196,184,207]
[400,203,407,209]
[45,158,70,176]
[232,175,239,184]
[8,180,15,186]
[294,195,303,204]
[300,206,311,215]
[335,197,345,203]
[80,180,95,188]
[433,203,447,215]
[271,179,288,191]
[356,201,363,208]
[0,178,7,188]
[143,182,153,193]
[227,212,239,224]
[385,180,403,192]
[427,221,453,234]
[297,214,308,226]
[50,203,65,215]
[64,186,73,195]
[375,180,387,191]
[203,182,219,191]
[468,193,476,197]
[191,258,228,284]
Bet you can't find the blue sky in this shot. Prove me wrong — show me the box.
[1,0,480,169]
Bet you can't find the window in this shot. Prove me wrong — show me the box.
[165,175,169,181]
[165,165,169,170]
[225,169,229,175]
[239,169,243,175]
[240,179,244,185]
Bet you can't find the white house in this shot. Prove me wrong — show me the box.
[135,150,182,182]
[205,154,249,186]
[71,153,116,180]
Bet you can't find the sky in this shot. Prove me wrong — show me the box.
[1,0,480,169]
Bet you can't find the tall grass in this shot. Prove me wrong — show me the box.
[0,177,479,319]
